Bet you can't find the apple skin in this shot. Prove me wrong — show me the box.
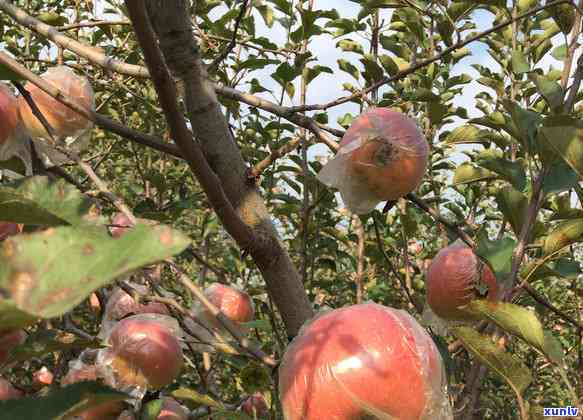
[279,303,450,420]
[425,241,499,321]
[156,398,189,420]
[0,222,23,241]
[0,329,26,366]
[33,366,54,388]
[17,66,94,140]
[198,283,255,326]
[105,287,169,321]
[109,212,134,238]
[106,316,183,389]
[240,392,269,418]
[0,377,22,400]
[0,83,21,145]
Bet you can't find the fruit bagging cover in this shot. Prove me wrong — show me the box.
[278,303,452,420]
[317,107,429,214]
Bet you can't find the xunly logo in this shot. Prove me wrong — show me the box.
[543,406,580,417]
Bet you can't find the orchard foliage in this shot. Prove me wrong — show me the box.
[0,0,581,419]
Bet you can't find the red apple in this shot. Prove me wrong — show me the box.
[0,83,21,145]
[105,286,169,321]
[106,316,183,389]
[0,377,22,400]
[279,303,451,420]
[0,329,26,366]
[18,66,94,140]
[425,240,499,321]
[318,108,429,214]
[0,221,23,241]
[61,359,125,420]
[240,392,269,418]
[33,366,54,388]
[155,398,189,420]
[197,283,255,327]
[109,212,134,238]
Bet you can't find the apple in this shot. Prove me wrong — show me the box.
[105,286,169,322]
[240,392,269,418]
[148,397,189,420]
[105,316,183,389]
[0,377,22,400]
[317,108,429,214]
[425,240,499,321]
[18,66,94,140]
[109,212,134,238]
[0,329,26,366]
[196,283,255,328]
[61,359,125,420]
[32,366,54,388]
[0,83,21,146]
[278,303,451,420]
[0,221,23,241]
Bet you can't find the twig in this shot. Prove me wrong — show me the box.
[0,51,182,159]
[286,0,574,113]
[566,53,583,111]
[0,0,148,78]
[352,214,365,304]
[188,247,230,283]
[208,0,250,72]
[167,260,277,367]
[521,283,582,331]
[58,20,131,31]
[16,80,137,224]
[560,0,583,89]
[372,214,421,313]
[249,136,303,178]
[406,193,476,247]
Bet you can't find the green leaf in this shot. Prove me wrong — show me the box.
[543,160,579,195]
[543,218,583,255]
[476,151,526,191]
[475,232,515,286]
[453,164,495,185]
[496,187,528,237]
[511,50,530,74]
[551,44,568,60]
[444,125,507,147]
[303,65,333,86]
[540,116,583,177]
[37,12,68,26]
[171,388,224,410]
[141,399,164,420]
[0,382,127,420]
[0,176,98,226]
[0,224,189,330]
[465,301,545,352]
[529,73,564,112]
[451,326,532,397]
[0,64,24,81]
[257,5,275,27]
[428,100,449,125]
[337,59,360,80]
[336,39,364,54]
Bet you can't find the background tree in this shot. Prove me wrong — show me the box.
[0,0,581,419]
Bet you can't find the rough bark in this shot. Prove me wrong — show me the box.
[140,0,314,337]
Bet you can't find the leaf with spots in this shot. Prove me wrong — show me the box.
[0,224,189,329]
[0,176,99,226]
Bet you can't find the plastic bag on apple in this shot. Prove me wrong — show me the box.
[317,107,429,214]
[0,83,32,175]
[278,303,453,420]
[98,314,184,397]
[17,66,94,166]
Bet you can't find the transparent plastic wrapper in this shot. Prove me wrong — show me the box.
[278,303,452,420]
[191,283,255,331]
[0,83,31,174]
[98,314,184,397]
[17,66,94,166]
[317,108,429,214]
[61,353,127,420]
[0,376,22,400]
[98,285,170,339]
[425,240,498,322]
